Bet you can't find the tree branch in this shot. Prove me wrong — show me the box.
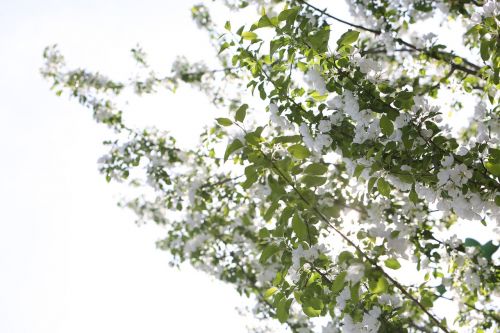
[296,0,482,76]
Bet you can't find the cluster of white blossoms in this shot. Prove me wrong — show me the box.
[289,244,329,282]
[171,56,209,81]
[269,103,294,131]
[345,262,365,284]
[328,90,381,144]
[299,123,333,153]
[304,67,328,95]
[342,307,382,333]
[184,233,210,255]
[353,54,383,82]
[437,155,472,187]
[471,0,500,24]
[88,97,121,123]
[347,0,450,31]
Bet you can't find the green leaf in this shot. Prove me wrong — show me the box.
[264,287,278,299]
[323,205,340,218]
[273,135,301,144]
[372,276,388,294]
[436,285,446,295]
[337,29,359,47]
[480,241,499,260]
[309,28,330,53]
[484,161,500,177]
[224,21,231,31]
[264,201,279,221]
[420,294,433,308]
[216,118,233,126]
[384,258,401,270]
[292,213,309,242]
[242,31,258,41]
[257,15,274,28]
[235,104,248,122]
[241,165,258,189]
[464,238,481,248]
[260,244,280,264]
[338,251,354,264]
[224,139,243,161]
[367,177,377,193]
[219,42,230,55]
[278,7,299,21]
[303,305,322,317]
[304,163,328,175]
[276,298,292,323]
[288,144,310,159]
[380,115,394,136]
[480,39,490,62]
[331,271,346,293]
[377,178,391,197]
[302,175,327,187]
[409,188,418,204]
[353,164,364,179]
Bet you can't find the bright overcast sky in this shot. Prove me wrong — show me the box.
[0,1,255,332]
[0,1,496,332]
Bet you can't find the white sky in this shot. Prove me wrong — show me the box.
[0,1,252,332]
[0,1,496,332]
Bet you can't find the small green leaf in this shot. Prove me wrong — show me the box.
[260,244,280,264]
[331,271,346,293]
[337,29,359,47]
[257,15,274,28]
[420,295,433,308]
[216,118,233,126]
[264,287,278,299]
[224,21,231,31]
[484,161,500,177]
[480,241,499,260]
[302,305,322,317]
[464,238,481,248]
[276,298,292,323]
[235,104,248,122]
[309,28,330,53]
[480,39,490,62]
[242,31,258,41]
[384,258,401,270]
[292,213,309,242]
[372,276,388,294]
[323,205,340,218]
[241,165,258,189]
[224,139,243,161]
[409,187,418,204]
[377,178,391,197]
[264,201,279,221]
[380,115,394,136]
[288,144,310,159]
[367,177,377,193]
[436,285,446,295]
[218,42,230,54]
[273,135,301,144]
[278,7,299,21]
[302,175,327,187]
[353,165,364,178]
[304,163,328,175]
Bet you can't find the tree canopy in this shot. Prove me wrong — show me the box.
[42,0,499,332]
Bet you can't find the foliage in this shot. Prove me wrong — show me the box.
[42,0,500,332]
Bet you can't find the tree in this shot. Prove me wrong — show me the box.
[41,0,499,332]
